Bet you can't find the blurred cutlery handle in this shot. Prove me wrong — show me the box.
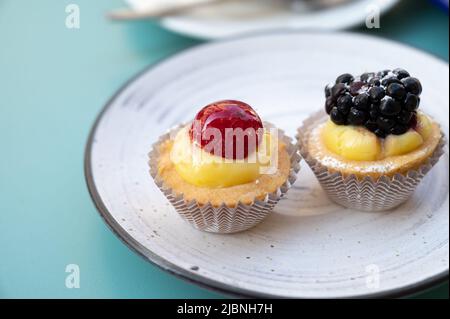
[108,0,241,20]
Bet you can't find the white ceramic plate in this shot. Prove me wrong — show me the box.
[126,0,400,39]
[85,32,449,298]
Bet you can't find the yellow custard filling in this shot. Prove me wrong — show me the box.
[321,112,433,161]
[168,125,276,188]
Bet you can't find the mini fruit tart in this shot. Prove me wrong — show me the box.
[149,100,300,233]
[298,69,446,211]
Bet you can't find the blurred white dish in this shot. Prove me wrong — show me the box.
[125,0,400,39]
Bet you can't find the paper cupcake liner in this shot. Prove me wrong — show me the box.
[149,123,301,233]
[297,111,446,212]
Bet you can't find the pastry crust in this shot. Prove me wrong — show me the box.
[156,140,291,207]
[306,118,442,179]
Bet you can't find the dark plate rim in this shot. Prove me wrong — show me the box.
[84,30,449,299]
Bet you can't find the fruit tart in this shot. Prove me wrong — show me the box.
[298,69,445,211]
[149,100,300,233]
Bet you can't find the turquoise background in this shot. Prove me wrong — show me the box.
[0,0,448,298]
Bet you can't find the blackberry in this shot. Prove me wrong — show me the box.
[381,75,402,87]
[380,97,402,116]
[404,93,420,111]
[369,108,380,121]
[323,68,422,137]
[377,69,391,78]
[336,73,354,84]
[377,116,396,131]
[325,97,335,114]
[331,83,347,99]
[390,124,409,135]
[348,108,368,125]
[330,107,347,125]
[354,93,370,110]
[369,77,381,87]
[397,110,414,125]
[325,84,332,98]
[409,113,418,128]
[393,68,410,80]
[337,94,353,115]
[387,83,407,100]
[369,86,385,102]
[402,77,422,95]
[365,120,378,132]
[374,129,387,138]
[349,81,366,96]
[361,72,375,82]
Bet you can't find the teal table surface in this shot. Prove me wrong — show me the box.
[0,0,448,299]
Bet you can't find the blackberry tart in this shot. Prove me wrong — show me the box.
[149,100,300,233]
[298,69,445,211]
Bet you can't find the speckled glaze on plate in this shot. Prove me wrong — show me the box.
[85,32,449,298]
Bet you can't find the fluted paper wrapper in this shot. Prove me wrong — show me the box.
[297,112,446,212]
[149,123,301,233]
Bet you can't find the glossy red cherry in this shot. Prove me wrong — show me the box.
[189,100,263,160]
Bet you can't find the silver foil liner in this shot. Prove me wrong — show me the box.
[149,123,301,233]
[297,111,446,212]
